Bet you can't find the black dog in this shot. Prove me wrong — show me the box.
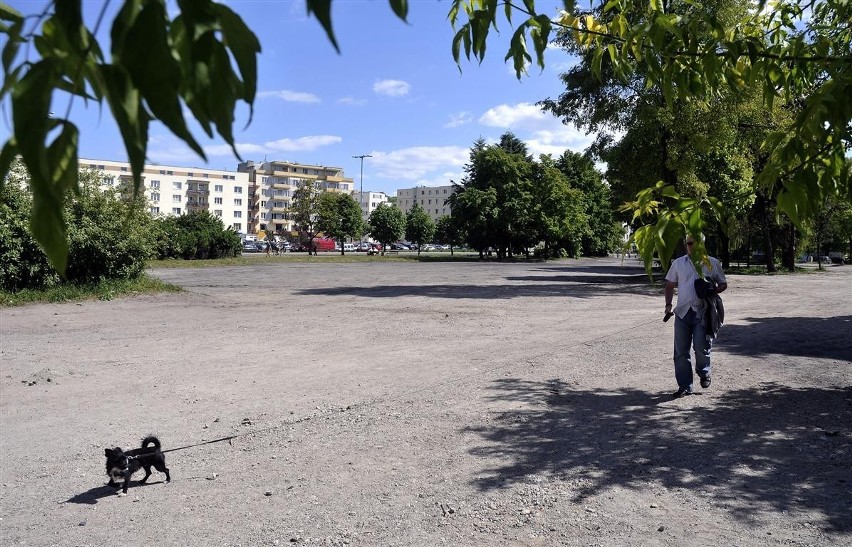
[104,436,171,494]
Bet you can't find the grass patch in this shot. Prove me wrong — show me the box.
[0,274,182,308]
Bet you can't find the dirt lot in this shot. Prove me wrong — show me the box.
[1,257,850,547]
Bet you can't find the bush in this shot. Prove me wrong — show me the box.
[154,210,241,260]
[0,175,61,291]
[0,163,156,291]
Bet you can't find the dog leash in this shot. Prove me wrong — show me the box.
[157,434,242,455]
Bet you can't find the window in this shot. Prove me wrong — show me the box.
[172,207,181,215]
[173,195,181,202]
[173,181,182,190]
[233,223,241,231]
[234,211,242,218]
[260,200,266,207]
[261,213,267,220]
[234,186,243,193]
[214,210,222,217]
[159,170,165,174]
[150,180,160,189]
[150,207,159,214]
[97,164,105,170]
[214,184,223,192]
[261,177,267,183]
[234,198,242,206]
[151,192,160,202]
[120,166,128,172]
[188,172,193,177]
[167,170,173,175]
[214,197,223,205]
[104,177,114,186]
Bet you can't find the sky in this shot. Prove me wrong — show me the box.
[4,0,593,197]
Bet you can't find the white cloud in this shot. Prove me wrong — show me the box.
[477,102,596,157]
[338,96,367,106]
[257,90,321,103]
[147,134,342,165]
[444,111,473,128]
[479,102,547,129]
[373,79,411,97]
[263,135,342,152]
[370,146,469,181]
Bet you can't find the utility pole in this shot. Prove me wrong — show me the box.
[352,154,372,237]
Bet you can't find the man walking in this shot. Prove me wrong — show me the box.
[664,235,728,398]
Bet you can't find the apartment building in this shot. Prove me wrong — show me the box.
[238,160,354,234]
[351,191,389,221]
[396,185,456,223]
[79,158,250,232]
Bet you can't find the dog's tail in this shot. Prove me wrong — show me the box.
[141,436,161,449]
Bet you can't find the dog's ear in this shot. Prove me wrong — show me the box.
[104,448,113,456]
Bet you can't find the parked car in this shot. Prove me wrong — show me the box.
[343,243,357,253]
[242,241,257,253]
[356,242,372,252]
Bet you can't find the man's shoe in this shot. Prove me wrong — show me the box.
[672,386,693,399]
[700,376,711,389]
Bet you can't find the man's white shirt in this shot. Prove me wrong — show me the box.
[665,255,727,319]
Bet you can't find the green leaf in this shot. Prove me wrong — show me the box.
[98,64,149,198]
[305,0,339,53]
[215,3,261,107]
[119,1,205,159]
[388,0,409,21]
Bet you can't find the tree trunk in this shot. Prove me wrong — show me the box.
[781,223,796,271]
[756,193,776,272]
[718,219,731,269]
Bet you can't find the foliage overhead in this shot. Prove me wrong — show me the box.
[2,0,849,274]
[1,0,259,272]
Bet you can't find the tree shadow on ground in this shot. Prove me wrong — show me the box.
[718,316,852,362]
[466,379,851,532]
[297,263,663,299]
[296,282,661,299]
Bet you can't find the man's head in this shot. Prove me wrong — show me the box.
[685,234,703,255]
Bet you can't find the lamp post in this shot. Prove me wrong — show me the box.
[352,154,372,242]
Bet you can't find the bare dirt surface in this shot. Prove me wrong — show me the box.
[1,257,850,547]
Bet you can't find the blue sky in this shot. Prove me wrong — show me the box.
[5,1,593,197]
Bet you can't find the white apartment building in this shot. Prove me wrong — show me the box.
[351,191,388,221]
[238,160,354,234]
[396,185,456,223]
[80,158,250,232]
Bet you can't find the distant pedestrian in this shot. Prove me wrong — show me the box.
[265,233,273,256]
[664,234,728,399]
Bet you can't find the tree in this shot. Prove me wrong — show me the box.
[316,192,363,255]
[434,215,463,255]
[368,203,405,256]
[529,155,589,258]
[4,0,849,274]
[405,203,436,256]
[291,180,321,255]
[554,151,621,256]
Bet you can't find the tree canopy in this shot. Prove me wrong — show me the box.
[2,0,850,273]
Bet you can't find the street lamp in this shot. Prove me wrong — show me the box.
[352,154,372,241]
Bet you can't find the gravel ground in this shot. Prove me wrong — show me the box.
[1,257,850,547]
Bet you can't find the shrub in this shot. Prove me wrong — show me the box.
[154,210,240,260]
[0,162,155,291]
[0,171,61,291]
